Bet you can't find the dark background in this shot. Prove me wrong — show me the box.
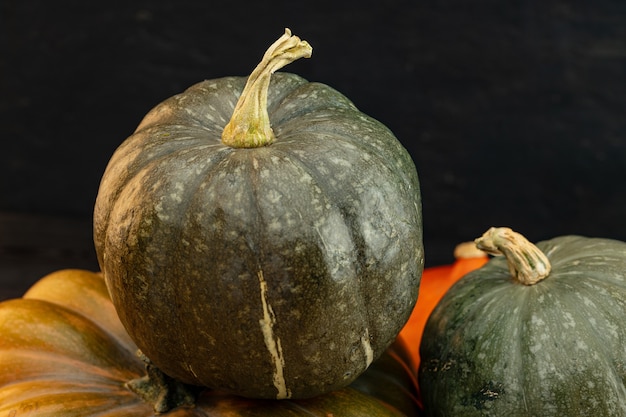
[2,0,625,299]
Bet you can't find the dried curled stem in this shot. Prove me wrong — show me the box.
[126,350,199,413]
[475,227,551,285]
[221,28,312,148]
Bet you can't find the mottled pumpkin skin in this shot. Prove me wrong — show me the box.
[93,72,423,399]
[419,236,626,416]
[0,269,422,416]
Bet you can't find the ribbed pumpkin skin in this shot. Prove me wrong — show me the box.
[0,270,148,415]
[0,269,422,416]
[93,72,423,399]
[419,236,626,416]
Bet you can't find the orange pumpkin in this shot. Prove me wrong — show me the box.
[398,242,488,375]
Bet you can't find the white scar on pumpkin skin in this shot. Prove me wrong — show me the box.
[361,328,374,368]
[257,270,290,399]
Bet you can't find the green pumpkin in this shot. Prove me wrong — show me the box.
[93,29,423,400]
[0,269,422,416]
[419,227,626,416]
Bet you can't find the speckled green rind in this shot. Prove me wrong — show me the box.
[0,269,422,416]
[419,235,626,416]
[93,72,423,399]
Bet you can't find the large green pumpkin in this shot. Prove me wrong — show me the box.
[419,227,626,416]
[0,269,422,416]
[93,29,423,399]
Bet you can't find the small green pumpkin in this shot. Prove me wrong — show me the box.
[0,269,422,416]
[93,29,423,399]
[419,227,626,416]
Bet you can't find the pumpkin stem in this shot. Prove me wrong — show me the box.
[474,227,551,285]
[453,241,487,259]
[126,350,199,413]
[221,28,312,148]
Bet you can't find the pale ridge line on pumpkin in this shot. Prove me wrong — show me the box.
[257,269,290,399]
[361,328,374,368]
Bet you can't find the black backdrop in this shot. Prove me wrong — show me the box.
[2,0,625,293]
